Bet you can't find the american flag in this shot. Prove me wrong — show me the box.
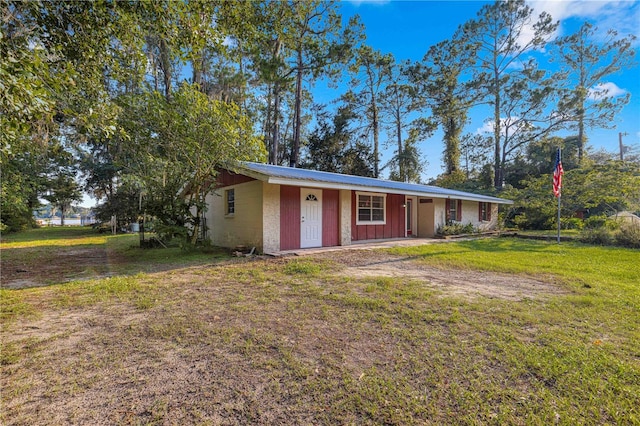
[553,148,564,198]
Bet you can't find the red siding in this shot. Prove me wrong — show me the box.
[322,189,340,247]
[351,192,405,241]
[216,169,256,187]
[280,186,301,250]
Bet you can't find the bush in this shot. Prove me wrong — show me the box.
[584,215,619,230]
[615,222,640,248]
[437,222,476,236]
[579,227,614,246]
[561,217,583,230]
[511,211,555,231]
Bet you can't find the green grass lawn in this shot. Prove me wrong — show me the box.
[1,231,639,425]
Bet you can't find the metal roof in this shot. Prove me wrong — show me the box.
[238,162,513,204]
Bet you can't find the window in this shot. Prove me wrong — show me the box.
[479,202,491,221]
[357,192,386,225]
[226,189,235,215]
[446,199,462,222]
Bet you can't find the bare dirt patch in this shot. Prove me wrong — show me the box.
[315,250,568,301]
[1,245,118,289]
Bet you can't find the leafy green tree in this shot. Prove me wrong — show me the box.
[380,65,432,183]
[42,143,83,226]
[460,0,559,189]
[408,38,480,180]
[342,46,394,177]
[553,22,636,163]
[286,0,361,168]
[504,160,640,229]
[459,133,493,182]
[302,105,374,177]
[504,135,580,188]
[129,83,266,245]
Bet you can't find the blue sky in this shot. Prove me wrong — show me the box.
[316,0,640,180]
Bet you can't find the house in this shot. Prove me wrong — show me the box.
[204,162,513,254]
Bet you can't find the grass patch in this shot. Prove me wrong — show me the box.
[389,238,639,291]
[283,258,324,276]
[1,237,639,424]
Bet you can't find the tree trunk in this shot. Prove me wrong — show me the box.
[159,38,172,101]
[290,48,303,168]
[372,100,380,178]
[493,70,502,189]
[444,117,461,175]
[271,85,280,165]
[395,106,403,181]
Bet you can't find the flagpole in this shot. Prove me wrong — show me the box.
[557,192,561,244]
[557,148,561,244]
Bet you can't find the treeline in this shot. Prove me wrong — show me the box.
[1,0,638,238]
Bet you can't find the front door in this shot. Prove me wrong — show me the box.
[301,188,323,248]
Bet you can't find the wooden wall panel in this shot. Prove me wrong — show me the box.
[351,191,406,241]
[280,186,300,250]
[322,189,339,247]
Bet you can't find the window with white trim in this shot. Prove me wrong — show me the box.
[357,192,386,225]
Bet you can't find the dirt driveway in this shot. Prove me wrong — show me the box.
[315,250,567,301]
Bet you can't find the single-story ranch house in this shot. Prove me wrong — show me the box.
[205,162,513,254]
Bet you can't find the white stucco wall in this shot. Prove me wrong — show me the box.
[433,198,447,233]
[262,182,280,253]
[206,180,264,250]
[461,200,499,230]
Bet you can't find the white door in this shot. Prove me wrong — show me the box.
[300,188,323,248]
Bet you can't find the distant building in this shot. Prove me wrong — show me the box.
[609,211,640,224]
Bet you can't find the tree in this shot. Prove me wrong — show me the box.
[553,22,636,163]
[408,38,480,181]
[342,46,394,177]
[302,105,375,176]
[129,83,265,245]
[506,135,580,187]
[460,0,559,189]
[505,160,640,229]
[287,0,360,168]
[43,143,83,226]
[460,133,493,182]
[380,64,431,183]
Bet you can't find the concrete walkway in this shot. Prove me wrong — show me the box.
[265,237,465,257]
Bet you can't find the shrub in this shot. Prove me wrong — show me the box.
[437,222,476,236]
[511,211,555,230]
[615,222,640,248]
[580,227,614,245]
[561,217,583,230]
[584,215,619,230]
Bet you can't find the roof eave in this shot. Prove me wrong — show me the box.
[266,176,513,204]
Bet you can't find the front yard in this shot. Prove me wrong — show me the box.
[1,229,638,425]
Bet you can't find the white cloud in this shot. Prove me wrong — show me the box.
[476,117,531,135]
[523,1,640,48]
[587,82,627,100]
